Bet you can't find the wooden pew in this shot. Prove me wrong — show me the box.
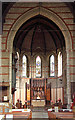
[5,109,32,119]
[48,111,73,120]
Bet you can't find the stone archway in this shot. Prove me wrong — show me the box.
[7,7,72,105]
[7,7,72,51]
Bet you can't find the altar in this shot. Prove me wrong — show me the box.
[30,78,46,106]
[32,100,45,107]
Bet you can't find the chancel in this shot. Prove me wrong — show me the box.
[0,1,75,119]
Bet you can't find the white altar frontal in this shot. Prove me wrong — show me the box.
[32,100,45,107]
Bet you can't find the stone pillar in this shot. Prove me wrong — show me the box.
[70,50,75,101]
[55,53,58,103]
[30,55,33,78]
[66,49,71,108]
[32,56,34,78]
[45,55,48,78]
[62,49,67,104]
[44,56,46,78]
[0,1,2,101]
[29,57,31,78]
[0,1,2,35]
[9,51,12,112]
[19,57,22,100]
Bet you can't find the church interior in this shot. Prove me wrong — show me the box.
[0,1,75,119]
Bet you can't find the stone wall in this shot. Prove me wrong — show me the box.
[1,2,75,104]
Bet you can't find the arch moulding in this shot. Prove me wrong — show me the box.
[7,7,72,52]
[7,7,72,105]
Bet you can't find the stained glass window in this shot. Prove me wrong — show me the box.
[22,55,27,77]
[50,55,55,76]
[36,56,41,77]
[58,52,62,77]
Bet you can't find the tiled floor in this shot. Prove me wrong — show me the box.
[32,111,48,118]
[32,107,49,119]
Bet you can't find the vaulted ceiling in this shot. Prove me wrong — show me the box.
[13,15,65,54]
[2,2,75,55]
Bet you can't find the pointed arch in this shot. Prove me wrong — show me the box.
[7,7,72,51]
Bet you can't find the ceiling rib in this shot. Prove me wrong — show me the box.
[31,25,37,56]
[13,15,65,54]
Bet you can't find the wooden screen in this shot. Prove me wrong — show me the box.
[26,83,30,106]
[31,78,46,100]
[46,83,51,104]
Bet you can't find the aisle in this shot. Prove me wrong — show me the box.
[32,107,49,119]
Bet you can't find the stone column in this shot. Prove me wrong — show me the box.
[0,1,2,35]
[0,1,2,101]
[69,50,75,101]
[62,49,67,104]
[19,57,22,100]
[9,51,12,112]
[66,49,71,108]
[44,56,46,78]
[30,55,33,78]
[55,52,58,103]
